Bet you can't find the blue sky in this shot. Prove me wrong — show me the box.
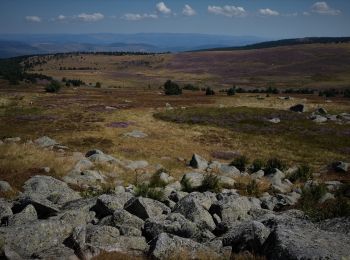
[0,0,349,38]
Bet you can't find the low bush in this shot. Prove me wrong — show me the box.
[246,180,261,197]
[205,87,215,96]
[164,80,182,95]
[183,84,200,91]
[265,158,286,175]
[134,183,165,202]
[230,155,249,172]
[250,159,265,173]
[227,87,236,96]
[199,174,222,193]
[45,81,61,93]
[288,164,312,182]
[149,169,168,188]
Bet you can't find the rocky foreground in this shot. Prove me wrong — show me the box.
[0,137,349,259]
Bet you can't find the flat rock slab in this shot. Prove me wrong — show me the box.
[124,130,148,138]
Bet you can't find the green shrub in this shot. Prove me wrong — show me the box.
[199,174,222,193]
[250,159,264,173]
[227,87,236,96]
[45,81,61,93]
[95,82,102,88]
[289,165,312,182]
[230,155,249,172]
[205,87,215,96]
[246,180,261,197]
[344,89,350,98]
[183,84,199,91]
[164,80,182,95]
[134,183,165,201]
[265,158,286,175]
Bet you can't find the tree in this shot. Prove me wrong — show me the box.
[164,80,182,95]
[45,81,61,93]
[227,87,236,96]
[95,82,102,88]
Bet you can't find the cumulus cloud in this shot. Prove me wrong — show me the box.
[311,2,340,15]
[183,4,196,16]
[76,13,104,22]
[122,13,158,21]
[156,2,171,15]
[57,15,66,21]
[208,5,247,17]
[25,16,41,23]
[259,8,280,16]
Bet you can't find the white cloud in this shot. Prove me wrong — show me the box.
[57,15,66,21]
[122,13,158,21]
[303,11,310,16]
[259,8,280,16]
[311,2,340,15]
[76,13,104,22]
[183,4,196,16]
[208,5,247,17]
[156,2,171,15]
[25,16,41,23]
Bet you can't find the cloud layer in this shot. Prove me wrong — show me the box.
[208,5,247,17]
[311,2,341,15]
[25,16,41,23]
[183,5,196,16]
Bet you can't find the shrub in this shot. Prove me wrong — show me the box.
[230,155,249,172]
[134,183,165,202]
[199,174,222,193]
[344,89,350,98]
[227,87,236,96]
[183,84,199,91]
[265,158,286,175]
[246,180,261,197]
[45,81,61,93]
[289,165,312,182]
[164,80,182,95]
[95,82,102,88]
[205,87,215,96]
[250,159,264,173]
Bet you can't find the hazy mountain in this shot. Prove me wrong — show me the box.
[0,33,267,58]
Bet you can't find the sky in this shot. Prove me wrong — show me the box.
[0,0,349,38]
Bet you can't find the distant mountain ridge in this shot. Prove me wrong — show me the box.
[0,33,267,58]
[194,37,350,52]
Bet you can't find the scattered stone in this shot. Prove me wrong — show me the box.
[124,197,170,220]
[63,169,106,187]
[289,104,307,113]
[85,149,120,164]
[0,180,12,193]
[325,181,343,191]
[126,160,149,170]
[150,233,221,260]
[181,172,204,189]
[312,115,328,123]
[218,176,235,188]
[34,136,58,148]
[112,209,144,230]
[317,107,328,115]
[332,161,349,172]
[8,204,37,226]
[73,158,94,172]
[94,193,133,217]
[218,164,241,177]
[189,154,208,170]
[250,170,264,179]
[268,118,280,124]
[3,137,21,143]
[124,130,148,138]
[319,192,335,204]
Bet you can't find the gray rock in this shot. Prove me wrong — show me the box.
[35,245,79,260]
[112,209,144,230]
[275,192,301,209]
[263,215,350,259]
[221,220,270,252]
[94,193,133,217]
[34,136,58,148]
[22,175,81,205]
[332,161,349,172]
[181,172,204,189]
[124,197,170,220]
[85,149,121,164]
[218,164,241,177]
[8,204,37,226]
[251,170,264,179]
[218,176,235,188]
[15,195,60,218]
[0,200,13,224]
[73,158,94,172]
[166,181,182,191]
[268,118,280,124]
[318,217,350,235]
[168,190,189,203]
[159,172,174,184]
[151,233,221,260]
[63,169,106,187]
[290,104,307,113]
[126,160,149,170]
[189,154,208,170]
[325,181,343,191]
[317,107,328,115]
[312,115,328,123]
[318,192,335,204]
[118,225,142,236]
[4,137,21,143]
[0,140,3,145]
[210,194,261,228]
[0,180,12,193]
[124,130,148,138]
[144,213,201,241]
[173,194,216,231]
[259,193,278,211]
